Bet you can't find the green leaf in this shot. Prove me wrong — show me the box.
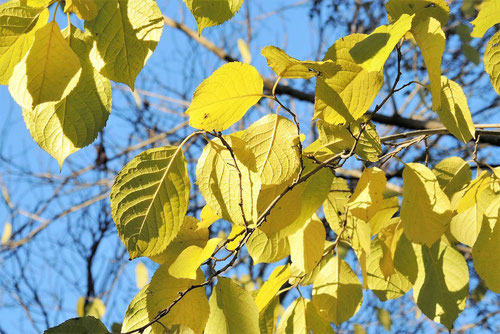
[368,197,400,235]
[377,308,392,332]
[0,3,48,84]
[169,237,221,279]
[432,157,471,197]
[314,34,384,124]
[470,0,500,38]
[64,0,97,20]
[484,30,500,95]
[385,0,449,26]
[412,17,445,110]
[348,167,387,221]
[110,146,190,259]
[136,262,148,289]
[312,256,363,324]
[261,45,339,79]
[436,76,475,143]
[277,298,334,334]
[44,317,108,334]
[121,284,151,334]
[323,176,351,231]
[255,264,290,312]
[259,297,281,334]
[288,215,325,275]
[197,136,261,226]
[9,21,82,109]
[76,297,106,319]
[456,171,491,213]
[462,43,480,65]
[413,241,469,329]
[472,197,500,293]
[85,0,164,89]
[186,62,263,131]
[246,228,290,264]
[350,14,414,72]
[205,277,259,334]
[401,163,452,246]
[23,27,111,167]
[183,0,243,35]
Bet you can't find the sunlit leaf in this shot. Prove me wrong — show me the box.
[255,264,290,312]
[64,0,97,20]
[169,238,221,279]
[470,0,500,38]
[1,222,11,245]
[136,262,149,289]
[348,167,387,221]
[484,30,500,95]
[277,298,334,334]
[246,228,290,264]
[76,297,106,319]
[44,317,108,334]
[288,215,325,274]
[385,0,449,26]
[183,0,243,35]
[432,157,471,197]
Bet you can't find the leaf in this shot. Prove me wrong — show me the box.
[122,284,151,334]
[1,222,11,245]
[23,27,111,167]
[255,264,290,312]
[259,296,281,334]
[412,17,445,110]
[261,45,339,79]
[205,277,259,334]
[64,0,97,20]
[183,0,243,35]
[323,177,351,231]
[472,197,500,292]
[246,228,290,264]
[237,38,251,64]
[186,62,263,131]
[368,197,400,235]
[484,30,500,95]
[456,171,491,213]
[226,225,245,251]
[110,146,190,259]
[44,317,108,334]
[169,238,221,279]
[377,308,392,332]
[76,297,106,319]
[312,256,363,324]
[413,241,469,329]
[432,157,471,197]
[401,163,452,246]
[237,114,300,186]
[197,136,261,226]
[136,262,148,289]
[385,0,449,26]
[350,14,414,72]
[288,215,325,275]
[147,266,209,334]
[348,167,387,221]
[314,34,384,124]
[85,0,164,89]
[470,0,500,38]
[0,3,48,84]
[9,21,82,109]
[277,298,334,334]
[199,205,221,229]
[462,43,480,65]
[436,76,475,143]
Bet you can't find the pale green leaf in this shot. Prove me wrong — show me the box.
[436,76,475,143]
[432,157,471,197]
[9,21,82,109]
[413,241,469,329]
[288,215,325,275]
[259,296,281,334]
[110,146,190,259]
[186,62,263,131]
[64,0,97,20]
[350,14,414,72]
[136,262,148,289]
[377,308,392,332]
[183,0,243,35]
[237,38,251,64]
[169,237,221,279]
[401,163,452,246]
[470,0,500,38]
[484,30,500,95]
[277,298,334,334]
[44,317,108,334]
[348,167,387,221]
[121,284,152,334]
[255,264,290,312]
[385,0,449,26]
[0,3,48,84]
[205,277,259,334]
[312,256,363,324]
[314,34,384,124]
[76,297,106,319]
[246,228,290,264]
[323,177,351,232]
[23,27,111,167]
[456,171,491,213]
[85,0,164,89]
[368,197,400,235]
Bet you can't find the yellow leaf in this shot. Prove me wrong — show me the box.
[323,177,351,232]
[86,0,164,89]
[472,197,500,292]
[169,238,221,279]
[377,308,392,332]
[64,0,97,20]
[368,197,400,235]
[255,264,290,312]
[246,228,290,264]
[288,215,325,275]
[205,277,259,334]
[135,262,148,289]
[312,256,363,324]
[314,34,384,124]
[456,171,491,213]
[350,14,414,72]
[1,222,11,245]
[237,38,252,64]
[413,241,469,329]
[186,62,263,131]
[76,297,106,319]
[0,4,48,84]
[348,167,387,221]
[23,27,111,168]
[484,30,500,95]
[470,0,500,38]
[9,21,82,109]
[401,163,452,246]
[277,298,334,334]
[226,225,245,251]
[198,204,220,229]
[183,0,244,35]
[259,296,281,334]
[436,76,475,143]
[377,219,404,277]
[261,45,338,79]
[110,146,190,259]
[432,157,471,197]
[385,0,449,26]
[412,17,445,110]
